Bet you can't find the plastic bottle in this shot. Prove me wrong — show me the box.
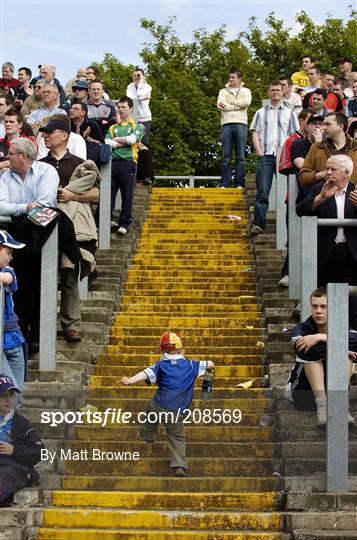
[200,371,214,400]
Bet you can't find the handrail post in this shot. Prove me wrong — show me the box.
[275,148,287,250]
[39,224,58,371]
[99,156,111,250]
[300,216,317,320]
[78,276,88,300]
[189,176,195,188]
[326,282,349,492]
[0,283,3,373]
[288,175,301,299]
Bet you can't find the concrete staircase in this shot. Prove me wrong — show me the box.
[245,176,357,539]
[35,188,287,539]
[3,183,357,539]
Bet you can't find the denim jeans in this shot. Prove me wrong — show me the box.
[220,123,248,187]
[111,159,137,230]
[2,344,25,405]
[253,154,276,230]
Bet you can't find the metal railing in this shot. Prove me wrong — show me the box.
[0,218,58,371]
[300,216,357,319]
[326,283,357,492]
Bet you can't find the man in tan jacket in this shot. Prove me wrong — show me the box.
[217,70,252,188]
[299,112,357,186]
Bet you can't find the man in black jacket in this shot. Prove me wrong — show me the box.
[0,375,44,502]
[296,154,357,329]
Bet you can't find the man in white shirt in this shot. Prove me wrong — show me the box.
[126,68,152,145]
[0,138,59,350]
[250,80,299,235]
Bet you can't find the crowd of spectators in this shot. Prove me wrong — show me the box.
[0,53,356,498]
[0,60,153,352]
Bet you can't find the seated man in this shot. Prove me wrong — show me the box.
[69,102,103,164]
[299,113,357,186]
[0,138,59,348]
[297,155,357,330]
[40,117,99,342]
[20,79,44,118]
[0,375,44,502]
[286,287,357,425]
[39,65,65,107]
[37,113,86,160]
[86,81,116,136]
[0,63,19,94]
[26,83,66,132]
[0,109,35,173]
[303,72,343,114]
[13,68,33,111]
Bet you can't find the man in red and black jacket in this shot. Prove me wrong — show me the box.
[303,72,344,113]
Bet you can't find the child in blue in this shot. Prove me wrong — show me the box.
[0,231,26,404]
[121,331,214,477]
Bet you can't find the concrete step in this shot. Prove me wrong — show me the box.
[75,425,272,443]
[98,353,263,366]
[291,531,357,539]
[41,508,282,531]
[49,490,281,510]
[60,475,278,492]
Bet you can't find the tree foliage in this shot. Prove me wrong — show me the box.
[95,10,356,175]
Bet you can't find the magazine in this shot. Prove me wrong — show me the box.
[27,206,59,227]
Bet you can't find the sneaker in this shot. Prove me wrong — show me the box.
[117,227,127,235]
[316,402,327,426]
[278,275,289,288]
[171,467,187,477]
[348,411,356,425]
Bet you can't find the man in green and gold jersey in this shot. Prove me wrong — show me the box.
[105,96,143,235]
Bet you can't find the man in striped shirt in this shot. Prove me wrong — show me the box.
[26,84,66,132]
[250,80,299,235]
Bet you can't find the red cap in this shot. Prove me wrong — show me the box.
[160,332,183,352]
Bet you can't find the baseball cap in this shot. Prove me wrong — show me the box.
[160,331,183,352]
[307,115,325,125]
[39,119,70,134]
[72,80,88,91]
[0,230,25,249]
[0,375,20,396]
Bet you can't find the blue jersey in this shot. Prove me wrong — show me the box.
[0,414,13,442]
[0,267,24,350]
[144,353,207,412]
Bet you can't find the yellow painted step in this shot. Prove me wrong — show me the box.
[51,491,278,510]
[111,317,261,327]
[60,475,277,492]
[63,458,276,476]
[92,365,263,378]
[108,328,263,338]
[43,508,282,530]
[64,441,275,459]
[97,354,263,366]
[75,426,272,443]
[36,528,284,540]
